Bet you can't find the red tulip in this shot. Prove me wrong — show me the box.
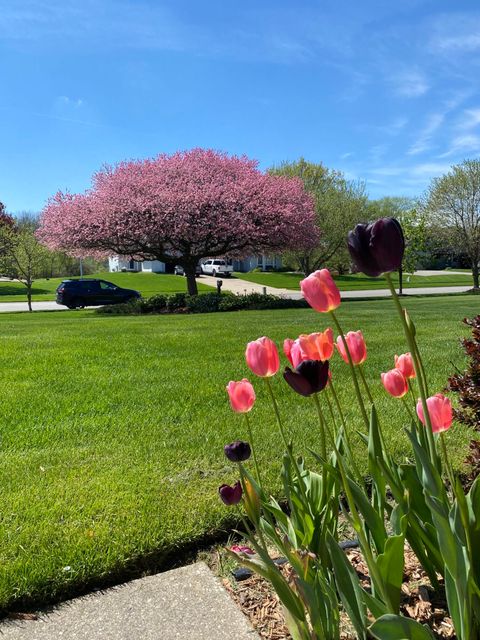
[381,369,408,398]
[394,353,416,379]
[416,394,453,433]
[245,337,280,377]
[226,379,256,413]
[336,331,367,365]
[300,269,341,313]
[219,481,243,505]
[230,545,254,555]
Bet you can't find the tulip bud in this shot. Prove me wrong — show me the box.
[226,379,256,413]
[219,481,243,506]
[347,217,405,277]
[381,369,408,398]
[300,269,341,313]
[283,359,330,397]
[416,394,453,434]
[245,337,280,377]
[224,440,251,462]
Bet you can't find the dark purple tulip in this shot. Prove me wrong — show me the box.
[219,481,243,506]
[347,217,405,277]
[224,440,251,462]
[283,359,330,397]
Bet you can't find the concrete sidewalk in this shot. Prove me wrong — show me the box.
[0,563,258,640]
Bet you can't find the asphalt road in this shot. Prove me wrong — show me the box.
[0,283,473,313]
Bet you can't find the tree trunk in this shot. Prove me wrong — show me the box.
[398,266,403,295]
[184,263,198,296]
[27,286,32,312]
[472,260,480,290]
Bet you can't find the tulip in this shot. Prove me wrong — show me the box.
[347,217,405,277]
[226,379,256,413]
[219,481,243,505]
[336,331,367,365]
[230,545,254,555]
[416,393,453,434]
[300,269,341,313]
[284,329,334,368]
[381,369,408,398]
[245,337,279,377]
[394,353,416,379]
[224,440,251,462]
[283,359,330,397]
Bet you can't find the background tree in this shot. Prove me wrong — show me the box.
[367,196,427,293]
[425,159,480,290]
[0,214,50,311]
[39,149,318,295]
[269,159,368,275]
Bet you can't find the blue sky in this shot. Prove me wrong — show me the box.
[1,0,480,212]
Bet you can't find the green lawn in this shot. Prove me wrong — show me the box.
[0,296,477,611]
[0,271,213,302]
[234,271,474,290]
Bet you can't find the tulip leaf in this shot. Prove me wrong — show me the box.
[230,552,306,622]
[361,588,389,619]
[376,533,405,612]
[369,614,436,640]
[326,531,367,640]
[347,477,387,554]
[368,404,387,515]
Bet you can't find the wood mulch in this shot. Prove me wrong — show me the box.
[215,544,455,640]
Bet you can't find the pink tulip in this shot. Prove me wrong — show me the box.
[230,544,255,555]
[416,394,453,434]
[336,331,367,365]
[394,353,416,379]
[300,269,341,313]
[381,369,408,398]
[226,379,256,413]
[245,337,280,377]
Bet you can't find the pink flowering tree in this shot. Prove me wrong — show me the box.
[38,149,318,295]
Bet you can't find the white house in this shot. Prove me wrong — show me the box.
[108,254,282,273]
[108,256,166,273]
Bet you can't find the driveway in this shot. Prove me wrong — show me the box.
[199,275,473,300]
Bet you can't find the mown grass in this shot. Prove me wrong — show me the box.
[0,272,213,302]
[234,271,474,290]
[0,296,477,610]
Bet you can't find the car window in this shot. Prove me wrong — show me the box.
[213,260,225,265]
[100,281,116,290]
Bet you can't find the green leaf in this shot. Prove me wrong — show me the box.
[368,404,387,515]
[326,532,367,640]
[230,552,306,622]
[376,533,405,612]
[347,477,387,554]
[369,614,436,640]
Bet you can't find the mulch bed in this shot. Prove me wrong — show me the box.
[216,544,455,640]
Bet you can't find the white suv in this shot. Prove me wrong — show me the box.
[201,259,233,277]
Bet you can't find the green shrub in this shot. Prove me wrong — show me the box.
[95,300,142,315]
[185,292,223,313]
[141,294,168,313]
[166,292,187,312]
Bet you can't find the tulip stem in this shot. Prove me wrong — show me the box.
[264,377,308,504]
[358,365,374,404]
[325,386,363,484]
[384,273,438,466]
[439,432,455,492]
[312,393,327,460]
[401,395,415,423]
[329,310,369,429]
[244,413,263,490]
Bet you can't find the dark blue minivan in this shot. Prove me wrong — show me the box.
[56,279,141,309]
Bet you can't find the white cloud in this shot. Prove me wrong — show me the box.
[429,13,480,53]
[457,108,480,131]
[409,162,452,177]
[407,112,445,155]
[340,152,354,160]
[438,134,480,158]
[392,71,429,98]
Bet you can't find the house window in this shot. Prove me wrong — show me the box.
[129,259,135,270]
